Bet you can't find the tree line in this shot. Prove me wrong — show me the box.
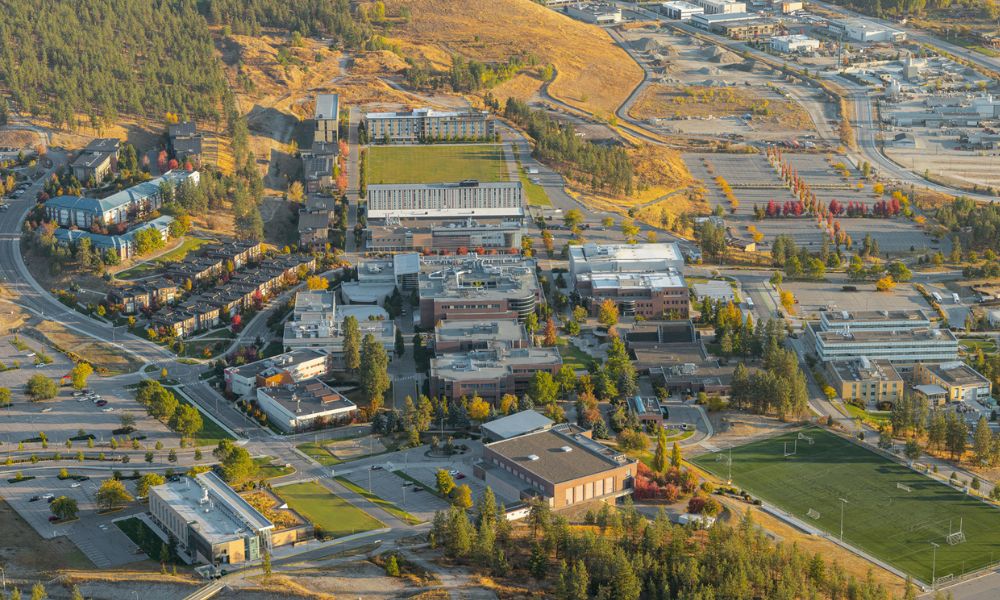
[504,98,633,196]
[201,0,372,47]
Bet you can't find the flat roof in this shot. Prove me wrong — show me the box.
[481,410,553,440]
[226,349,327,379]
[815,327,957,344]
[258,378,356,417]
[434,319,526,344]
[293,291,335,315]
[314,94,339,120]
[585,271,686,291]
[151,471,272,545]
[486,426,633,484]
[432,347,561,381]
[821,309,929,324]
[570,242,683,265]
[419,257,538,301]
[693,12,759,22]
[365,107,487,120]
[923,362,990,387]
[829,358,901,383]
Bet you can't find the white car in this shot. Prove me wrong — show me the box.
[102,407,114,413]
[70,483,81,488]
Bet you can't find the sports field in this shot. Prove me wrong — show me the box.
[368,144,509,184]
[692,428,1000,584]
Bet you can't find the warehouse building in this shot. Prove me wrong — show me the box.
[771,34,820,53]
[564,2,622,23]
[661,1,704,19]
[695,0,746,13]
[477,424,637,510]
[366,181,523,221]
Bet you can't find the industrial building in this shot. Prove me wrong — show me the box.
[692,11,758,29]
[363,108,493,144]
[826,357,904,408]
[694,0,746,13]
[365,219,523,253]
[429,346,562,403]
[148,471,276,565]
[314,94,340,144]
[417,255,541,328]
[255,378,357,433]
[913,362,992,404]
[828,18,906,42]
[661,1,704,19]
[771,34,820,53]
[477,424,637,510]
[714,18,780,39]
[366,181,524,221]
[563,2,623,23]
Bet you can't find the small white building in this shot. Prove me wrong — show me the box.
[564,2,622,23]
[661,0,704,19]
[224,349,330,397]
[695,0,746,14]
[771,34,820,53]
[255,378,357,433]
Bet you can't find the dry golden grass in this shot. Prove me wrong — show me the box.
[62,570,200,585]
[248,574,335,598]
[630,85,814,131]
[29,321,144,375]
[474,575,548,599]
[489,73,546,105]
[389,0,642,115]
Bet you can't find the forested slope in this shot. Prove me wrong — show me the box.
[0,0,228,125]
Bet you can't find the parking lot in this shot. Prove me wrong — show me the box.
[685,153,941,254]
[781,277,931,317]
[0,472,146,568]
[344,467,452,522]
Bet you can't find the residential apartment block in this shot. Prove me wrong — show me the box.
[366,181,524,221]
[70,138,120,183]
[314,94,340,144]
[45,170,199,229]
[363,108,493,144]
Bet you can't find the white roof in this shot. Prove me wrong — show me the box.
[481,410,554,439]
[367,207,524,219]
[915,384,948,396]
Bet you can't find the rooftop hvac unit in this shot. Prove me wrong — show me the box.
[527,454,540,461]
[559,446,573,453]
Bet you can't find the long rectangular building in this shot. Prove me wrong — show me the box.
[366,219,523,253]
[808,325,959,364]
[367,181,523,221]
[430,347,562,403]
[45,170,199,229]
[364,108,493,144]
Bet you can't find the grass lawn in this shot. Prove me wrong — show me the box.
[114,517,181,563]
[335,477,423,525]
[516,158,551,207]
[842,403,891,428]
[368,144,508,184]
[558,341,594,371]
[276,481,384,538]
[692,427,1000,584]
[116,237,211,280]
[253,456,295,480]
[171,391,234,447]
[295,441,343,466]
[960,338,997,354]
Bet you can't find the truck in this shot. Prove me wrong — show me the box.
[932,292,943,303]
[745,297,754,309]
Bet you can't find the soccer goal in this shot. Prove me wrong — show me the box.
[896,482,913,493]
[783,439,798,457]
[797,432,815,445]
[946,518,966,545]
[807,508,821,520]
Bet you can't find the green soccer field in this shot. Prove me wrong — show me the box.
[367,144,509,184]
[692,428,1000,584]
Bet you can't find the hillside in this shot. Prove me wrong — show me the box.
[388,0,644,117]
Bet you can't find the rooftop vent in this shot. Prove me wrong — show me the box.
[559,446,573,453]
[527,454,540,461]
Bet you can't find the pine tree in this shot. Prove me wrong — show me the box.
[973,415,993,466]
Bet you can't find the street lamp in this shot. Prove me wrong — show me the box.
[931,542,940,587]
[839,498,849,542]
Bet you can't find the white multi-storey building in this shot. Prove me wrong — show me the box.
[364,108,493,144]
[366,181,523,220]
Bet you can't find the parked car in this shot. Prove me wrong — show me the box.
[95,400,108,407]
[370,465,383,471]
[456,473,466,480]
[28,496,40,502]
[70,483,81,488]
[102,407,114,413]
[72,391,83,397]
[48,516,59,522]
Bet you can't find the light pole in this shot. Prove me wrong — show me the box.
[931,542,939,587]
[1,565,6,595]
[839,498,849,542]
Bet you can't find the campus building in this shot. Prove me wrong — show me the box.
[913,361,992,404]
[223,349,330,397]
[148,471,274,565]
[300,142,337,194]
[429,346,562,403]
[807,309,958,365]
[569,243,688,319]
[314,94,340,144]
[477,424,637,510]
[255,378,357,433]
[340,253,421,306]
[695,0,745,13]
[826,357,904,408]
[432,319,528,354]
[45,170,200,229]
[481,410,554,442]
[366,181,524,221]
[363,108,493,144]
[70,138,120,183]
[417,255,541,328]
[365,219,523,253]
[281,291,395,367]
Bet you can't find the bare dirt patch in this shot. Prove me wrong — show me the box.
[0,498,91,577]
[631,85,814,132]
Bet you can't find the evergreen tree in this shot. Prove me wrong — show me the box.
[342,315,361,373]
[652,427,668,473]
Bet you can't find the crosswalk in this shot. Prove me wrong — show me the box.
[71,534,113,569]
